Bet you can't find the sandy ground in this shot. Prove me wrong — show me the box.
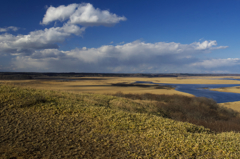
[1,76,240,111]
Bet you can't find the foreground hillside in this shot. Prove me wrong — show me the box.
[1,85,240,158]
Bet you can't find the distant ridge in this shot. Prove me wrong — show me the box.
[0,72,240,80]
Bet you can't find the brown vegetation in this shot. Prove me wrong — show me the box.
[111,83,175,90]
[112,92,240,133]
[111,83,152,87]
[0,74,33,80]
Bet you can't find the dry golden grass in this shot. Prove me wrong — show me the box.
[209,86,240,112]
[2,76,240,96]
[220,101,240,112]
[211,86,240,94]
[0,77,194,96]
[1,75,240,114]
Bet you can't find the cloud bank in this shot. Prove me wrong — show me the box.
[191,58,240,68]
[64,40,227,62]
[9,40,230,73]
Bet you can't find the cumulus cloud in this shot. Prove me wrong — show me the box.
[191,58,240,68]
[0,2,233,73]
[194,40,228,50]
[41,3,78,25]
[0,2,126,66]
[41,3,126,26]
[0,24,85,55]
[69,3,126,26]
[10,40,228,72]
[0,26,19,32]
[63,40,228,62]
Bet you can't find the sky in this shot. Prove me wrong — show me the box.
[0,0,240,73]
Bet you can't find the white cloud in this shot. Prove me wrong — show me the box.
[0,26,19,32]
[191,58,240,68]
[64,40,228,62]
[69,3,126,26]
[0,24,85,55]
[0,3,125,60]
[10,40,228,72]
[41,3,78,25]
[0,3,233,73]
[41,3,126,26]
[193,40,228,50]
[0,3,127,72]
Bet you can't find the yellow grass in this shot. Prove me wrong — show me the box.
[2,76,240,113]
[219,101,240,112]
[211,86,240,94]
[1,76,240,96]
[0,77,195,96]
[210,86,240,112]
[1,84,240,158]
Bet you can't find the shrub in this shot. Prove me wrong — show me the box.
[112,92,240,132]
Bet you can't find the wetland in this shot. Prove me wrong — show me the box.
[2,73,240,158]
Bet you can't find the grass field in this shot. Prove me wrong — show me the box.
[0,77,195,96]
[2,76,240,93]
[1,84,240,158]
[1,76,240,112]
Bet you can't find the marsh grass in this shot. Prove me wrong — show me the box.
[1,85,240,158]
[111,83,175,90]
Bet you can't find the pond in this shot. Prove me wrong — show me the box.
[135,81,240,103]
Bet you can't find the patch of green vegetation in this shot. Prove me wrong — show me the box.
[1,84,240,158]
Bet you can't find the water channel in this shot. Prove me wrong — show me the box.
[135,81,240,103]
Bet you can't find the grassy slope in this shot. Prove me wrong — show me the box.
[1,85,240,158]
[111,92,240,133]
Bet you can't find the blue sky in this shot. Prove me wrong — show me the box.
[0,0,240,73]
